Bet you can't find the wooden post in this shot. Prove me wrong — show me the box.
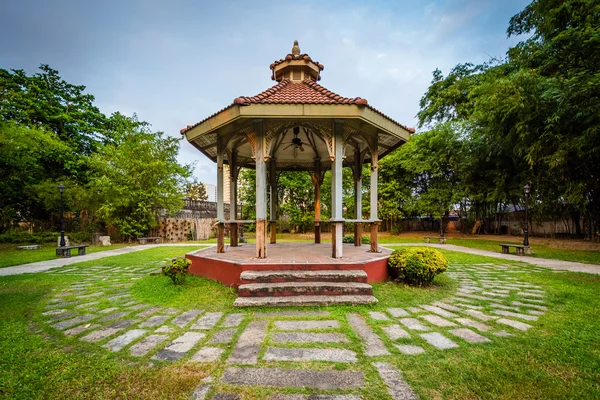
[331,120,344,258]
[312,157,323,244]
[370,222,379,253]
[230,149,238,247]
[216,137,225,253]
[369,138,379,253]
[254,120,267,258]
[269,157,277,244]
[353,147,363,246]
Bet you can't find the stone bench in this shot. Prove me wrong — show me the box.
[138,237,163,244]
[424,236,446,244]
[56,245,89,258]
[499,244,532,256]
[17,245,41,250]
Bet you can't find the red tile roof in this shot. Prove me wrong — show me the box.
[233,79,368,106]
[180,80,415,135]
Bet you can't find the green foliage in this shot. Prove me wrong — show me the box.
[87,116,192,239]
[342,234,369,244]
[186,182,208,201]
[161,257,191,285]
[0,231,92,244]
[388,247,448,286]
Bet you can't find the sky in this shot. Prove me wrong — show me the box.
[1,0,529,184]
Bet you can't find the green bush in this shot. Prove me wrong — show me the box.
[162,257,191,285]
[342,235,370,244]
[388,247,448,286]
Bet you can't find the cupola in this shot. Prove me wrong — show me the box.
[269,40,325,82]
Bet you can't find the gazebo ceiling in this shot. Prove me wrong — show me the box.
[181,41,414,171]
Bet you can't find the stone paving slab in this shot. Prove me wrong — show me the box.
[209,328,237,344]
[420,332,459,350]
[399,318,430,331]
[139,315,170,327]
[463,310,498,321]
[496,318,533,331]
[454,318,490,332]
[153,332,206,361]
[254,311,331,317]
[512,301,547,311]
[155,325,174,333]
[369,311,390,321]
[136,306,162,319]
[373,362,418,400]
[449,328,491,343]
[394,344,425,355]
[99,312,129,322]
[221,367,365,389]
[52,314,97,330]
[190,383,211,400]
[227,320,268,365]
[347,314,390,356]
[421,314,457,327]
[191,312,223,330]
[212,394,239,400]
[172,309,203,327]
[274,320,339,331]
[222,313,244,327]
[189,346,225,362]
[130,334,169,357]
[81,320,134,342]
[420,305,458,318]
[387,308,410,318]
[432,301,462,312]
[272,332,349,344]
[264,347,358,363]
[104,329,147,352]
[64,323,99,336]
[492,310,539,321]
[43,309,68,316]
[381,325,411,340]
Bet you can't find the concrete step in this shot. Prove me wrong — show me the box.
[240,269,368,284]
[233,295,378,307]
[237,281,373,297]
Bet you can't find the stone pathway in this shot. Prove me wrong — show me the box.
[37,257,553,399]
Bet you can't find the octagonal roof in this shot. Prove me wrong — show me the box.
[182,41,413,171]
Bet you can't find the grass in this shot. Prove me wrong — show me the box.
[0,243,131,269]
[1,246,599,398]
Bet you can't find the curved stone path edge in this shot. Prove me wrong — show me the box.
[2,242,599,277]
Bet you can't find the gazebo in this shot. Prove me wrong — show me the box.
[181,41,412,261]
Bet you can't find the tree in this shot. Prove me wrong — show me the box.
[87,119,192,239]
[187,182,208,201]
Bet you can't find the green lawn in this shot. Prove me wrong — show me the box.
[1,246,599,399]
[0,243,131,269]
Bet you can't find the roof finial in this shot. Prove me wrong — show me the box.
[291,40,300,56]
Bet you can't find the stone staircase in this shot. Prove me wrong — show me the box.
[233,269,378,307]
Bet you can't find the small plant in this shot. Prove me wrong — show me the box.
[162,257,191,285]
[388,247,448,286]
[342,234,370,244]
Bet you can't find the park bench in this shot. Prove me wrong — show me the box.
[499,244,532,256]
[56,245,88,258]
[17,245,41,250]
[138,237,163,244]
[424,236,446,244]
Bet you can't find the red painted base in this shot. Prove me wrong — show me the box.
[186,243,390,288]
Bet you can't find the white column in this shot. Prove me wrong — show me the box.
[216,138,224,221]
[254,120,267,258]
[331,120,344,258]
[370,142,378,221]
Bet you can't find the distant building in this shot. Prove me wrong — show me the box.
[203,167,230,203]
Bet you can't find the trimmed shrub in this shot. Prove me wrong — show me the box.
[162,257,191,285]
[342,234,370,244]
[388,247,448,286]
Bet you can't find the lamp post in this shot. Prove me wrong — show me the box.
[523,184,530,247]
[58,184,66,248]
